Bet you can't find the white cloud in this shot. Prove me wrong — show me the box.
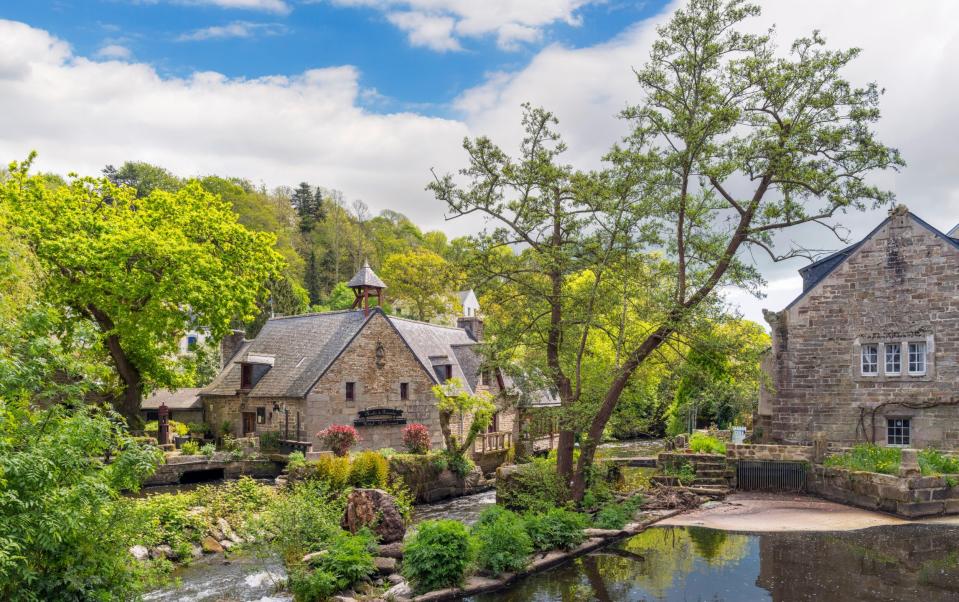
[386,12,460,52]
[328,0,595,51]
[94,44,133,60]
[177,20,287,41]
[171,0,291,14]
[0,19,469,235]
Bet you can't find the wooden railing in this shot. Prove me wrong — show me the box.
[475,431,512,454]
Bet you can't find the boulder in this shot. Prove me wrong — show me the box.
[302,550,329,564]
[129,545,149,561]
[219,539,234,550]
[387,573,405,585]
[150,544,174,560]
[374,556,397,575]
[201,536,224,554]
[377,542,404,559]
[385,581,412,599]
[217,517,244,543]
[341,489,407,544]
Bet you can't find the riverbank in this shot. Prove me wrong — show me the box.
[659,492,959,532]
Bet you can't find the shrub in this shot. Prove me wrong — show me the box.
[496,458,568,513]
[144,419,189,437]
[689,433,726,455]
[472,509,531,575]
[919,449,959,475]
[186,422,209,435]
[349,450,388,488]
[662,460,696,485]
[289,566,339,601]
[180,440,200,455]
[317,425,359,457]
[259,430,281,451]
[523,508,588,552]
[200,443,216,457]
[266,480,350,564]
[593,495,644,530]
[286,451,307,470]
[287,531,376,601]
[474,505,512,529]
[824,444,901,475]
[402,519,475,593]
[403,423,432,454]
[378,447,397,458]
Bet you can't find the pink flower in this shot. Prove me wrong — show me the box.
[318,424,360,456]
[403,423,431,454]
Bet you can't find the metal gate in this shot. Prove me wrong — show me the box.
[736,460,806,492]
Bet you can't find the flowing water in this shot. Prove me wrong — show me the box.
[143,553,291,602]
[468,523,959,602]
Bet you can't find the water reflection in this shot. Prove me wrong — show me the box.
[470,524,959,602]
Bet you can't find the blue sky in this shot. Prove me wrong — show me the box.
[4,1,667,115]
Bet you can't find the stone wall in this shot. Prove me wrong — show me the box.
[808,465,959,518]
[388,455,488,503]
[763,211,959,448]
[143,455,282,487]
[725,444,814,462]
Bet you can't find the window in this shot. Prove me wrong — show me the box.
[240,364,253,389]
[436,364,453,382]
[256,407,266,424]
[346,382,355,402]
[885,343,901,375]
[887,418,910,446]
[908,342,927,374]
[187,334,199,350]
[480,370,489,386]
[861,344,879,375]
[487,412,499,433]
[400,382,409,400]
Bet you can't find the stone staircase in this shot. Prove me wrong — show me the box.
[652,453,731,498]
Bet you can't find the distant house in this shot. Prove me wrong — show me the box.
[760,206,959,449]
[141,388,203,425]
[457,289,480,318]
[199,264,558,457]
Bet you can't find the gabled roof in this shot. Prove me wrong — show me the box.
[347,260,386,289]
[785,209,959,310]
[201,308,487,399]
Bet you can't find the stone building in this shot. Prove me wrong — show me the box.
[759,206,959,449]
[200,263,558,456]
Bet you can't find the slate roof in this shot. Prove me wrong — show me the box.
[201,309,498,399]
[786,210,959,310]
[347,261,386,289]
[142,388,202,410]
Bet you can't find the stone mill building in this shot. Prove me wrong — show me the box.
[759,206,959,449]
[200,262,558,458]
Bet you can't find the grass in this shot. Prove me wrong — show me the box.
[823,444,959,478]
[688,433,726,455]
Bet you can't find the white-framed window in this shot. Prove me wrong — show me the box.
[887,418,910,446]
[861,344,879,375]
[908,342,927,375]
[884,343,901,375]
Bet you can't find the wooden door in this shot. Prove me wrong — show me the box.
[242,412,256,436]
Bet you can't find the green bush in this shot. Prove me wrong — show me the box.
[496,458,568,513]
[289,529,376,600]
[145,419,189,437]
[266,480,350,564]
[186,422,209,435]
[824,444,901,475]
[474,505,512,529]
[289,566,339,601]
[662,460,696,485]
[286,451,307,470]
[259,430,280,451]
[472,509,531,575]
[522,508,588,552]
[593,496,643,530]
[349,450,388,488]
[919,449,959,475]
[402,520,475,594]
[180,440,200,455]
[200,443,216,457]
[688,433,726,455]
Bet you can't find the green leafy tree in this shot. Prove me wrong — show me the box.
[102,161,181,198]
[432,0,903,501]
[0,400,163,600]
[432,378,495,461]
[3,154,284,426]
[380,249,462,322]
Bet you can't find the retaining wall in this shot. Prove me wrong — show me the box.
[808,466,959,518]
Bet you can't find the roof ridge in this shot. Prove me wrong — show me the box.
[266,309,362,322]
[388,314,468,331]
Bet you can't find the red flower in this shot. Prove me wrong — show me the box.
[403,423,431,454]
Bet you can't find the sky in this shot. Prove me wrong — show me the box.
[2,0,959,327]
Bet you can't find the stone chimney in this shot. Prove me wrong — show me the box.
[220,329,246,369]
[457,316,484,342]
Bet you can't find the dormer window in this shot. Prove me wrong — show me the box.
[438,364,452,382]
[241,364,253,389]
[238,354,274,391]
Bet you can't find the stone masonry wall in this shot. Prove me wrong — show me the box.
[809,465,959,518]
[764,211,959,448]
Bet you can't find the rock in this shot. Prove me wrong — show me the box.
[302,550,329,564]
[210,528,225,541]
[377,542,404,559]
[374,556,397,575]
[217,517,244,544]
[331,596,357,602]
[201,536,224,553]
[341,489,407,544]
[191,545,203,558]
[900,449,921,477]
[385,581,412,599]
[387,573,404,585]
[129,545,149,561]
[150,544,174,560]
[219,539,233,550]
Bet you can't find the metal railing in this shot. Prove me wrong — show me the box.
[475,431,513,454]
[736,460,806,492]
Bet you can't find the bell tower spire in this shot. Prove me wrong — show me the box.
[347,260,386,317]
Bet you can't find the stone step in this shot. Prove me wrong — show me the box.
[691,477,729,486]
[690,461,727,469]
[695,469,727,477]
[686,486,729,498]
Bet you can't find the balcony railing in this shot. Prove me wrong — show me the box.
[475,431,512,454]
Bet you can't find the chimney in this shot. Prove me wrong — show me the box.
[220,329,246,369]
[457,316,484,342]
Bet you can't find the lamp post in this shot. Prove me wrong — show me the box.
[158,402,170,445]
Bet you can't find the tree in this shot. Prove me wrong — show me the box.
[3,154,284,426]
[432,378,495,465]
[305,249,323,306]
[380,249,462,322]
[292,182,325,233]
[431,0,903,502]
[102,161,181,198]
[0,400,162,600]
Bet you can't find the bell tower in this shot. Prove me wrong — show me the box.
[348,260,386,316]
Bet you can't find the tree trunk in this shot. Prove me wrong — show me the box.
[87,304,144,429]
